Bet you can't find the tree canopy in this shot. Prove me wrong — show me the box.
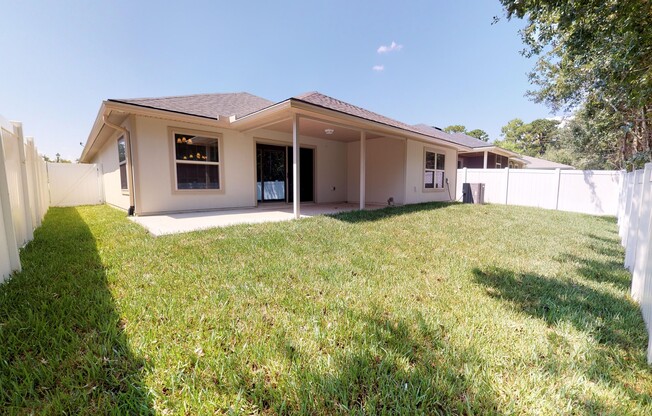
[494,118,560,156]
[443,125,490,142]
[466,129,490,142]
[443,125,467,134]
[499,0,652,169]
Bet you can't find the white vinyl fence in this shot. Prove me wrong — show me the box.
[0,115,49,282]
[457,168,623,216]
[48,162,103,207]
[618,163,652,364]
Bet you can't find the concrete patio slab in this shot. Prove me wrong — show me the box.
[130,203,382,236]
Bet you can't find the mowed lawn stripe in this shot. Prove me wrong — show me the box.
[1,203,650,414]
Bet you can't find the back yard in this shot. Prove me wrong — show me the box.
[1,203,651,414]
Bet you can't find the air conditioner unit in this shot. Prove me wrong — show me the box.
[462,183,485,204]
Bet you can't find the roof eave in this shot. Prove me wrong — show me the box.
[80,100,230,163]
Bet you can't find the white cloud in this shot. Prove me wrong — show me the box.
[372,65,385,72]
[377,41,403,54]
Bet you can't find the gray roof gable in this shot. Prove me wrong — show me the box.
[109,92,274,119]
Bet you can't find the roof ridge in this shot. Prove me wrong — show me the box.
[292,91,320,100]
[299,92,414,128]
[112,91,270,103]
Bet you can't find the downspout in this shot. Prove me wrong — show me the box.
[103,115,136,215]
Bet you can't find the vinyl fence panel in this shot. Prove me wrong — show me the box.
[47,162,103,207]
[0,115,50,282]
[456,168,623,216]
[617,163,652,364]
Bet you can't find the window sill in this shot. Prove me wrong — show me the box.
[172,188,225,195]
[422,188,446,193]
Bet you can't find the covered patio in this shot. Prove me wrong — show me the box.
[130,203,385,236]
[231,93,411,220]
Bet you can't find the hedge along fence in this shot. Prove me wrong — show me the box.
[0,114,49,282]
[618,162,652,364]
[456,168,623,216]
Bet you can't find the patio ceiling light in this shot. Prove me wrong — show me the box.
[324,128,335,135]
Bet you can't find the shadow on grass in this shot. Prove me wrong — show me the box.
[330,202,455,223]
[585,232,622,247]
[555,253,631,291]
[0,208,153,414]
[472,267,645,351]
[473,266,652,411]
[237,309,500,414]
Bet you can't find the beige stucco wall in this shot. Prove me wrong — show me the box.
[132,116,254,215]
[92,126,130,211]
[346,137,406,205]
[95,116,349,215]
[91,114,457,214]
[404,139,457,204]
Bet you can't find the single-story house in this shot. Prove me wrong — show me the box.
[411,125,526,169]
[80,92,474,217]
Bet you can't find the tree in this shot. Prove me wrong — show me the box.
[443,125,466,134]
[494,118,560,156]
[466,129,490,142]
[498,0,652,169]
[542,108,623,169]
[444,125,491,141]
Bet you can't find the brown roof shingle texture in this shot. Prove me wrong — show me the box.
[109,92,274,119]
[411,124,493,149]
[293,92,444,138]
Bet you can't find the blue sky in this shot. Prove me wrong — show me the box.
[0,0,553,161]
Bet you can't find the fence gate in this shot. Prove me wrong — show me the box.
[47,162,104,207]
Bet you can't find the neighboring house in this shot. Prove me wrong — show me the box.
[412,125,526,169]
[518,155,575,170]
[80,92,472,217]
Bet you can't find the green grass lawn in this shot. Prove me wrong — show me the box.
[1,203,651,415]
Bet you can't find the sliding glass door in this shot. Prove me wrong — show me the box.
[257,145,287,202]
[256,144,314,203]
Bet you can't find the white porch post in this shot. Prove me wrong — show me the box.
[292,114,300,219]
[483,150,488,169]
[359,131,366,210]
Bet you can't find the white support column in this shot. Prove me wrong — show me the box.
[483,151,488,169]
[359,131,366,210]
[292,114,300,219]
[14,122,33,242]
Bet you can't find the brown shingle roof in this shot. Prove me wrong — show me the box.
[411,124,492,149]
[109,92,274,119]
[108,90,470,148]
[292,92,445,139]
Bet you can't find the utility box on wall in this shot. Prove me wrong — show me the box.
[462,183,485,204]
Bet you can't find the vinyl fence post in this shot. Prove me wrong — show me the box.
[0,127,21,276]
[27,138,42,227]
[554,168,562,210]
[504,167,510,205]
[625,170,644,271]
[632,163,652,302]
[13,122,33,242]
